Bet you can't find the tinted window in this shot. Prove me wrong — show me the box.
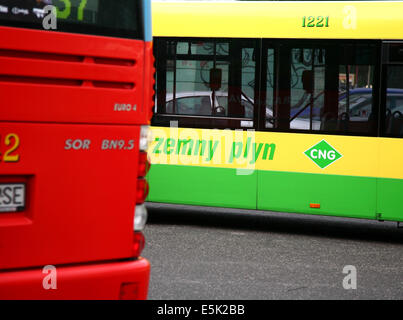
[384,66,403,137]
[153,38,258,129]
[263,42,378,135]
[153,38,379,135]
[163,40,230,117]
[166,96,212,116]
[0,0,142,39]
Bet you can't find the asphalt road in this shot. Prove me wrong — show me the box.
[143,203,403,300]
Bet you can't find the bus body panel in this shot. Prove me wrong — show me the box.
[255,131,379,220]
[0,123,141,270]
[377,138,403,221]
[257,171,377,220]
[152,1,403,40]
[0,258,150,300]
[148,164,257,209]
[377,178,403,222]
[0,1,153,299]
[147,127,403,222]
[0,27,148,125]
[147,126,258,209]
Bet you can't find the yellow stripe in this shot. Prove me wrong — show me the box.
[149,127,403,180]
[152,1,403,40]
[379,137,403,180]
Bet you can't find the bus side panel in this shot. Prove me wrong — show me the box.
[147,164,257,210]
[147,127,258,209]
[256,132,378,220]
[377,179,403,222]
[377,138,403,222]
[257,171,377,220]
[0,123,140,270]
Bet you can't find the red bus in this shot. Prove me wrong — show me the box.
[0,0,153,299]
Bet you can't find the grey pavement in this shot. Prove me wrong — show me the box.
[143,203,403,300]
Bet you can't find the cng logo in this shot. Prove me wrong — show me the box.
[304,140,342,169]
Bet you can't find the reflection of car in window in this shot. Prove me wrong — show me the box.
[165,94,212,115]
[164,91,320,130]
[265,108,321,130]
[163,88,403,131]
[164,91,253,117]
[340,92,373,121]
[341,88,403,121]
[290,88,403,123]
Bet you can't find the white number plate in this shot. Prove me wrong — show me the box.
[0,184,25,212]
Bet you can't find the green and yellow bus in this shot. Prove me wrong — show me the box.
[147,1,403,224]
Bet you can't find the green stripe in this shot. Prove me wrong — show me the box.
[147,164,257,209]
[257,171,377,220]
[377,178,403,221]
[147,164,403,222]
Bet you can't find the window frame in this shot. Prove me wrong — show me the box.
[153,37,384,137]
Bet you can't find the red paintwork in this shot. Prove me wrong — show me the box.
[0,27,151,125]
[0,259,150,300]
[0,27,153,299]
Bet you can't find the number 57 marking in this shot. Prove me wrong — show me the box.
[56,0,88,21]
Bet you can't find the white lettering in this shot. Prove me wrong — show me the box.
[114,103,137,112]
[42,5,57,30]
[0,5,8,13]
[343,5,357,30]
[157,304,192,318]
[310,149,318,159]
[310,149,337,160]
[342,265,357,290]
[65,139,91,150]
[42,265,57,290]
[33,8,45,19]
[318,149,327,159]
[327,150,336,160]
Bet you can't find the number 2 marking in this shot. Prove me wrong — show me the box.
[3,134,20,162]
[316,16,324,27]
[307,16,315,27]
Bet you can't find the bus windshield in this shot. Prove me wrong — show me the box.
[0,0,142,39]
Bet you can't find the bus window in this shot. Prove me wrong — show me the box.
[263,47,275,129]
[289,47,325,131]
[336,45,377,135]
[153,38,258,129]
[264,42,378,136]
[161,40,229,117]
[385,65,403,137]
[239,47,256,119]
[166,95,212,115]
[264,45,327,131]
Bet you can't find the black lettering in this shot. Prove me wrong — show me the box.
[13,186,23,205]
[3,187,12,205]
